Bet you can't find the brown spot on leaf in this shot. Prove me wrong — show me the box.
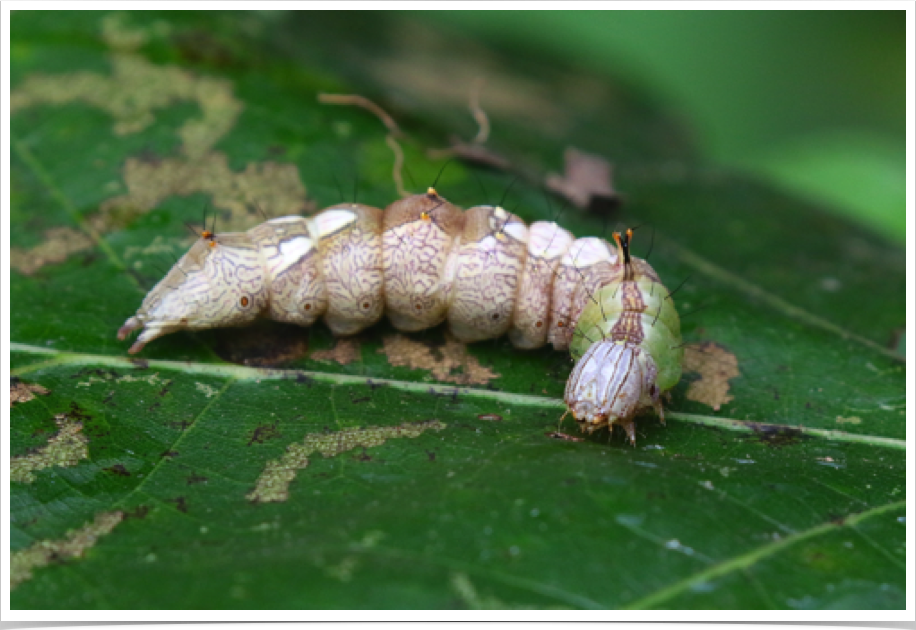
[186,473,208,485]
[10,379,50,406]
[747,423,807,448]
[545,147,617,211]
[124,505,150,520]
[247,422,281,446]
[477,414,503,422]
[97,152,312,235]
[11,14,242,155]
[10,227,95,275]
[11,413,89,484]
[247,419,446,503]
[311,337,361,365]
[352,448,373,462]
[10,14,312,273]
[104,464,131,477]
[682,342,740,411]
[380,334,499,386]
[11,511,124,589]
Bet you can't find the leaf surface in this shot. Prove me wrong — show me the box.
[9,11,905,610]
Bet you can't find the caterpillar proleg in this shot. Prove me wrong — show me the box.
[118,188,683,444]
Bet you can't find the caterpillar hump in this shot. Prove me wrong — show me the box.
[119,188,683,444]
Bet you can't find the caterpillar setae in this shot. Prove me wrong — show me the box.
[118,188,683,445]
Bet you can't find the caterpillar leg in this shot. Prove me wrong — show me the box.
[650,384,666,426]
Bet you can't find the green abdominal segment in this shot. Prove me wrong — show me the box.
[570,274,683,393]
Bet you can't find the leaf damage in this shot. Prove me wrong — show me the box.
[836,415,863,425]
[747,423,808,448]
[75,369,169,388]
[311,338,362,365]
[682,342,740,411]
[10,13,311,274]
[10,227,96,276]
[11,511,124,589]
[10,378,50,406]
[11,14,240,155]
[380,334,499,386]
[11,413,90,484]
[195,382,218,398]
[247,419,446,503]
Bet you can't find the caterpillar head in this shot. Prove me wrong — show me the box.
[563,340,663,445]
[118,237,266,354]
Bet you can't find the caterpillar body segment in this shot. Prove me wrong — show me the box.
[509,221,574,349]
[381,189,464,332]
[565,257,683,443]
[119,188,683,444]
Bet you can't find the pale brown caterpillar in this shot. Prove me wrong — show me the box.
[118,188,683,444]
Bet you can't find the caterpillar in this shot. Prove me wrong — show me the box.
[118,188,683,444]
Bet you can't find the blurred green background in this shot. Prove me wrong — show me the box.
[414,10,906,244]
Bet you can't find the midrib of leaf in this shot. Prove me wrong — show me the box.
[621,499,907,610]
[11,342,906,450]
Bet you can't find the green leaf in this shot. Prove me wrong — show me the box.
[10,11,905,610]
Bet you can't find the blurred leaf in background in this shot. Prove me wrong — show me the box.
[421,10,905,243]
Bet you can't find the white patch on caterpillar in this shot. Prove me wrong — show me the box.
[562,237,615,267]
[528,222,573,258]
[268,216,306,226]
[274,236,313,274]
[501,221,528,243]
[314,209,357,238]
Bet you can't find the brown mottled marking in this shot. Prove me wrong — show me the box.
[609,281,648,345]
[510,221,574,348]
[247,420,446,502]
[317,204,384,335]
[11,511,124,588]
[682,342,739,410]
[10,413,89,484]
[548,237,616,351]
[311,337,362,365]
[380,334,498,386]
[382,189,464,331]
[447,205,528,342]
[10,379,50,406]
